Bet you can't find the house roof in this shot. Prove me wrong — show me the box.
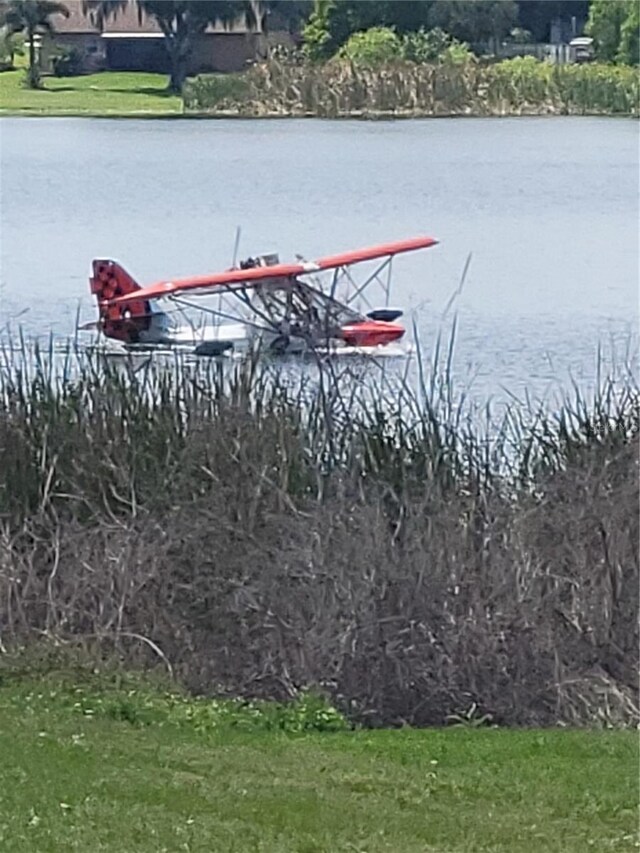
[51,1,260,36]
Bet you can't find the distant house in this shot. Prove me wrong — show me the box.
[44,0,281,75]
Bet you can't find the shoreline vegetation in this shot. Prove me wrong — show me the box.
[183,56,639,118]
[1,338,637,729]
[1,56,638,118]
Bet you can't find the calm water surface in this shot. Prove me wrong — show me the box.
[0,116,637,400]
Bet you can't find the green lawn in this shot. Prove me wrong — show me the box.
[0,69,182,116]
[0,676,636,852]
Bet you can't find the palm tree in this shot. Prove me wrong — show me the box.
[2,0,69,88]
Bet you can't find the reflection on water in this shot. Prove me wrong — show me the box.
[0,115,637,403]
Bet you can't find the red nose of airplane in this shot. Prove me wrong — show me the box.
[339,320,405,348]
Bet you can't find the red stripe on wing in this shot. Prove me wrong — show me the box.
[111,235,438,305]
[112,262,309,305]
[317,236,438,270]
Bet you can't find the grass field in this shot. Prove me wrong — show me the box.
[0,69,182,116]
[0,673,636,852]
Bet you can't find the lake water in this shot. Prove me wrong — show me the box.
[0,116,637,402]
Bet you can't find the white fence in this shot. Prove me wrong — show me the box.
[473,42,575,64]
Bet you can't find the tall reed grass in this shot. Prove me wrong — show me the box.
[184,56,639,117]
[0,336,637,727]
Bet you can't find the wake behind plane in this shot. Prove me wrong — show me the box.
[87,235,438,357]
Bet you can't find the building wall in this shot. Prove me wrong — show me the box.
[189,33,261,74]
[45,32,262,75]
[105,39,168,73]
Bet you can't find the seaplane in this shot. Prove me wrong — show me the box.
[87,235,438,357]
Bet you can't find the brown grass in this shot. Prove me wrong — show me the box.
[183,56,640,118]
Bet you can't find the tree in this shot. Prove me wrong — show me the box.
[258,0,312,35]
[302,0,340,59]
[84,0,260,93]
[617,0,639,65]
[515,2,589,43]
[303,1,435,60]
[586,0,638,64]
[302,0,519,60]
[338,25,402,65]
[402,26,473,64]
[426,1,517,45]
[2,0,68,87]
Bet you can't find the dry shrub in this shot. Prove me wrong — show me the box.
[183,56,639,117]
[0,345,637,726]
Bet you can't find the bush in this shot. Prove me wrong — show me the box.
[337,26,402,66]
[52,47,84,78]
[489,55,552,104]
[0,653,350,733]
[401,27,475,65]
[441,41,476,66]
[552,61,639,114]
[182,73,250,110]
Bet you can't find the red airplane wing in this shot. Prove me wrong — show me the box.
[111,235,438,306]
[315,236,438,270]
